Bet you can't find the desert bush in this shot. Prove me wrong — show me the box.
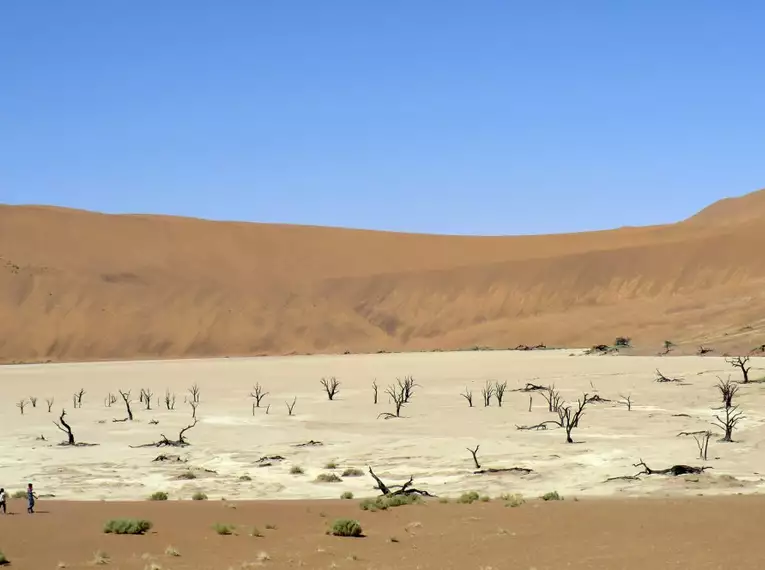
[331,518,363,537]
[11,490,25,499]
[341,491,354,500]
[176,471,197,480]
[500,493,525,507]
[324,460,339,469]
[192,491,208,501]
[103,518,153,535]
[341,467,364,477]
[315,473,342,483]
[0,551,8,565]
[457,491,480,504]
[212,523,235,535]
[359,493,420,511]
[265,523,277,530]
[289,466,305,475]
[438,496,450,504]
[249,527,264,537]
[480,495,491,502]
[239,474,252,481]
[541,491,563,501]
[149,491,168,501]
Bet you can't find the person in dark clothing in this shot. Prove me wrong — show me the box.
[0,488,6,514]
[27,483,37,514]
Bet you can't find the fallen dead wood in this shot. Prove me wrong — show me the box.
[473,467,533,475]
[152,454,186,463]
[515,421,559,431]
[513,383,550,392]
[367,467,436,497]
[585,394,612,403]
[130,419,198,448]
[293,440,323,447]
[633,459,711,476]
[256,455,285,467]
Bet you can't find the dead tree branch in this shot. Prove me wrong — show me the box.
[467,445,481,469]
[461,388,474,407]
[250,383,268,407]
[655,369,682,383]
[400,375,417,403]
[285,397,297,416]
[29,396,37,408]
[188,383,201,404]
[115,389,133,421]
[53,409,75,445]
[132,419,198,448]
[661,340,675,355]
[697,345,713,356]
[494,380,508,406]
[378,382,406,419]
[514,383,550,392]
[541,385,562,412]
[189,400,198,420]
[367,466,435,497]
[140,388,154,410]
[556,394,589,443]
[45,397,54,413]
[633,459,711,476]
[619,394,632,411]
[726,356,751,384]
[481,381,495,407]
[713,405,744,442]
[104,393,117,407]
[16,399,27,415]
[164,389,176,410]
[73,388,85,408]
[320,376,340,400]
[715,376,739,408]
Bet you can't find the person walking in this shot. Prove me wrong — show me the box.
[26,483,37,514]
[0,488,6,514]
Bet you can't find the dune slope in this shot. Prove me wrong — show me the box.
[1,189,765,362]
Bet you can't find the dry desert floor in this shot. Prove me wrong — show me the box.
[1,350,765,569]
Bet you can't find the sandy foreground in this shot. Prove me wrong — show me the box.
[1,350,765,568]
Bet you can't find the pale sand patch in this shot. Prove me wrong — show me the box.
[1,350,764,501]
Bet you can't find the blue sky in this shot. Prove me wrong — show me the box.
[2,1,763,235]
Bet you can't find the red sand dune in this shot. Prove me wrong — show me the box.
[2,188,765,363]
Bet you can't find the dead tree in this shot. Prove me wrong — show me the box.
[494,381,508,407]
[104,393,117,407]
[250,383,268,407]
[467,445,481,469]
[45,397,54,413]
[661,340,675,355]
[556,395,589,443]
[400,376,417,403]
[655,369,681,383]
[619,394,632,411]
[116,389,134,421]
[133,419,198,448]
[320,377,340,400]
[189,400,198,420]
[285,397,297,416]
[53,409,75,445]
[713,405,744,442]
[715,376,739,408]
[379,382,406,419]
[726,356,751,383]
[73,389,85,408]
[541,385,562,412]
[188,383,201,404]
[697,345,713,356]
[461,388,474,407]
[372,380,378,404]
[481,381,495,407]
[164,389,176,410]
[17,399,27,415]
[633,459,710,476]
[29,396,38,408]
[141,388,154,410]
[367,466,435,498]
[692,431,712,460]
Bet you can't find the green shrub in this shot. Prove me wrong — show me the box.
[331,518,363,537]
[0,551,8,565]
[324,460,338,469]
[212,523,235,535]
[315,473,342,483]
[341,467,364,477]
[103,518,153,535]
[149,491,168,501]
[289,466,305,475]
[500,493,525,507]
[541,491,563,501]
[359,493,421,511]
[457,491,480,504]
[11,490,25,499]
[480,495,491,502]
[340,491,354,500]
[192,491,208,501]
[176,471,197,480]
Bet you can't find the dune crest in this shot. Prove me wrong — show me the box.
[1,188,764,363]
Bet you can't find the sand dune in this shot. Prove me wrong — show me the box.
[1,188,765,363]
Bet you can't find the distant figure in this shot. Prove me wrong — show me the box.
[27,483,37,514]
[0,488,6,514]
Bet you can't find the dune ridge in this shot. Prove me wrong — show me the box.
[2,188,765,363]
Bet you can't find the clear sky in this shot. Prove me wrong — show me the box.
[2,1,763,235]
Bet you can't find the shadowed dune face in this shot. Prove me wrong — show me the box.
[1,188,765,363]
